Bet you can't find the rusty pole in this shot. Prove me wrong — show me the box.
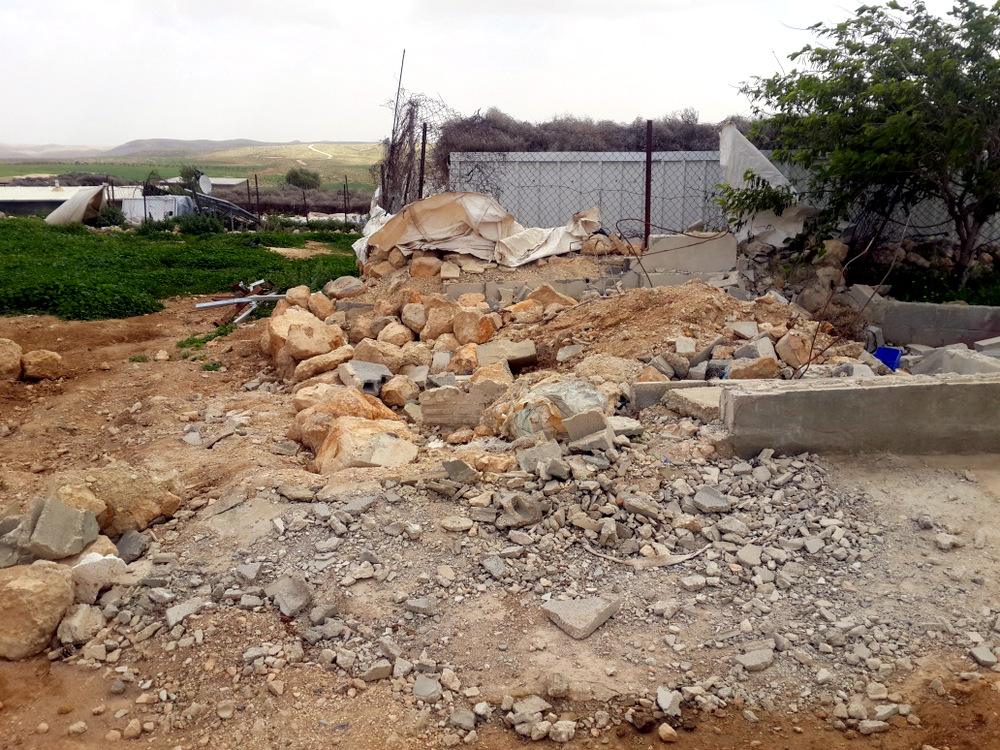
[644,119,652,250]
[417,122,428,200]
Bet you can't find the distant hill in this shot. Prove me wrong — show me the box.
[0,143,109,160]
[103,138,304,157]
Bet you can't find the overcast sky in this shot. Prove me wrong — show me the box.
[0,0,964,147]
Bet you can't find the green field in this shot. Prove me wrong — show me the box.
[0,217,361,320]
[0,142,383,192]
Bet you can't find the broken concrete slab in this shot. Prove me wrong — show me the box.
[848,284,1000,347]
[692,486,733,514]
[541,597,621,639]
[974,335,1000,357]
[476,339,537,371]
[562,410,609,442]
[264,575,312,617]
[911,347,1000,376]
[516,441,564,474]
[165,597,206,628]
[722,375,1000,456]
[645,233,737,273]
[661,387,722,421]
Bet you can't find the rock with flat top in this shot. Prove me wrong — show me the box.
[541,597,620,639]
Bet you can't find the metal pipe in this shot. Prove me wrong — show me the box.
[195,294,286,309]
[644,119,652,249]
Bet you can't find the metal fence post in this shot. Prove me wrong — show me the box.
[644,119,653,248]
[418,122,428,200]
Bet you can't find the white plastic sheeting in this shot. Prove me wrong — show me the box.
[356,191,601,269]
[44,186,105,226]
[719,123,817,246]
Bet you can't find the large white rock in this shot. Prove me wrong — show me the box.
[57,603,106,645]
[72,552,126,604]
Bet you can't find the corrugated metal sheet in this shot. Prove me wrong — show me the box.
[0,186,96,202]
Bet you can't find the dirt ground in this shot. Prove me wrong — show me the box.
[1,301,999,749]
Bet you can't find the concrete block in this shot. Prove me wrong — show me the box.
[444,282,486,300]
[973,335,1000,357]
[562,410,609,442]
[645,233,737,273]
[419,380,510,429]
[337,361,393,396]
[722,375,1000,456]
[476,339,537,370]
[165,597,206,628]
[516,441,563,474]
[726,322,759,340]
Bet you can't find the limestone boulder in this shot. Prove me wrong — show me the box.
[448,344,479,375]
[528,283,577,308]
[420,305,458,341]
[452,310,498,346]
[21,350,62,380]
[0,338,23,381]
[353,339,432,374]
[380,375,420,407]
[378,322,415,347]
[56,602,106,644]
[71,553,126,604]
[728,357,781,379]
[284,285,312,309]
[506,300,544,324]
[50,462,182,539]
[292,345,355,382]
[401,303,428,334]
[410,257,442,278]
[312,417,416,474]
[323,276,365,300]
[290,389,400,451]
[293,382,344,412]
[636,365,670,383]
[283,321,346,361]
[0,561,74,660]
[262,307,326,358]
[307,292,336,321]
[775,331,817,369]
[469,360,514,386]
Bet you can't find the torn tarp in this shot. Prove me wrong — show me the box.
[358,191,601,268]
[44,186,106,226]
[719,123,817,246]
[366,192,518,263]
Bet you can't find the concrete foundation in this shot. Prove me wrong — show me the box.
[849,285,1000,347]
[721,374,1000,457]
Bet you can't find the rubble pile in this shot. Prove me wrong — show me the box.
[14,419,999,745]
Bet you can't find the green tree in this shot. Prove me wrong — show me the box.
[285,167,322,190]
[178,164,200,192]
[744,0,1000,285]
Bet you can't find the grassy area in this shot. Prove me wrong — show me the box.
[0,218,360,320]
[0,143,382,191]
[884,265,1000,306]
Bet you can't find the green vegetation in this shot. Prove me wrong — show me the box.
[715,170,795,236]
[200,361,223,372]
[285,167,322,190]
[177,324,236,350]
[91,204,126,228]
[128,354,149,363]
[0,143,381,190]
[886,266,1000,307]
[0,217,359,321]
[742,0,1000,286]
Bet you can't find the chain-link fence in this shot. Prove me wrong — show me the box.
[448,151,727,239]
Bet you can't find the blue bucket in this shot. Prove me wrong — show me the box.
[874,346,902,371]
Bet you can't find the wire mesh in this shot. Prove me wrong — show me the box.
[448,151,728,238]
